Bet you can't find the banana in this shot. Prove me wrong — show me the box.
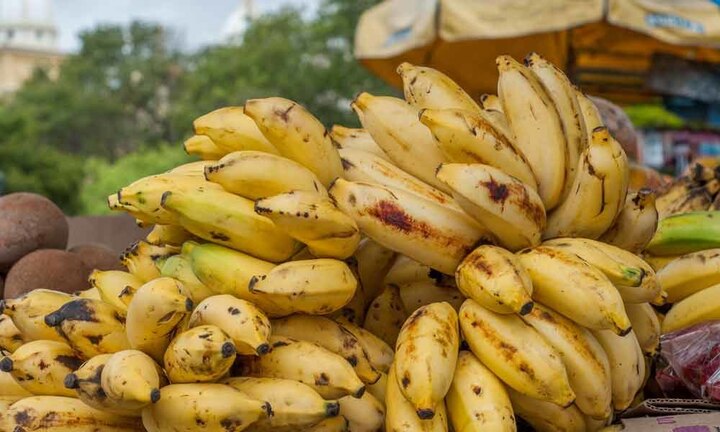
[363,284,407,347]
[164,325,236,383]
[445,351,516,432]
[44,298,130,358]
[120,240,179,283]
[0,395,24,426]
[255,191,361,259]
[386,363,449,432]
[101,350,164,410]
[585,414,612,432]
[335,317,394,374]
[455,245,534,315]
[159,254,215,303]
[107,194,152,223]
[642,254,677,272]
[398,280,465,313]
[459,299,575,406]
[188,294,271,356]
[657,183,714,219]
[0,314,24,352]
[662,283,720,334]
[507,388,586,432]
[522,304,612,419]
[168,161,217,175]
[248,259,358,317]
[591,329,645,411]
[384,255,440,286]
[600,189,658,253]
[183,134,226,160]
[204,150,328,200]
[240,336,365,399]
[307,417,350,432]
[338,391,385,432]
[480,94,503,112]
[327,265,367,326]
[517,246,631,334]
[646,211,720,256]
[223,376,341,431]
[329,179,490,275]
[497,55,566,210]
[0,289,70,342]
[192,106,279,154]
[271,315,381,384]
[142,383,271,432]
[244,97,343,186]
[64,354,141,416]
[88,269,144,315]
[125,277,193,363]
[146,223,195,246]
[367,371,387,404]
[419,108,537,189]
[575,90,604,131]
[0,340,82,396]
[436,163,545,250]
[0,369,33,396]
[354,238,397,302]
[330,125,390,161]
[4,396,144,431]
[351,93,450,193]
[625,303,660,355]
[160,187,299,262]
[398,62,481,114]
[655,249,720,303]
[74,288,101,300]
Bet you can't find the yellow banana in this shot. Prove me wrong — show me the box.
[459,299,575,406]
[306,417,350,432]
[642,254,677,272]
[656,249,720,303]
[517,247,631,334]
[159,254,214,303]
[507,388,586,432]
[585,414,612,432]
[351,93,450,193]
[192,106,279,154]
[480,94,503,112]
[88,269,144,315]
[625,303,660,355]
[74,288,101,300]
[125,277,193,363]
[142,383,271,432]
[164,325,236,383]
[662,283,720,334]
[0,368,32,396]
[0,395,23,426]
[329,179,490,275]
[255,191,361,259]
[367,371,388,405]
[244,97,343,187]
[183,134,226,160]
[101,349,164,410]
[44,298,130,358]
[271,315,381,385]
[398,62,481,114]
[64,354,141,416]
[1,289,71,342]
[0,340,82,397]
[0,314,24,352]
[436,163,545,251]
[107,193,153,224]
[384,255,439,286]
[146,223,195,246]
[240,336,365,399]
[600,189,658,253]
[327,265,367,326]
[338,391,385,432]
[657,183,714,220]
[398,280,465,313]
[591,329,645,411]
[335,316,394,374]
[120,240,179,283]
[168,161,216,175]
[223,376,341,431]
[204,150,328,200]
[363,284,407,347]
[575,90,604,131]
[386,364,449,432]
[160,186,299,262]
[445,351,515,432]
[354,238,397,302]
[330,125,390,161]
[248,259,358,317]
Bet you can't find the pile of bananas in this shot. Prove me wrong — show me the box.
[0,52,676,432]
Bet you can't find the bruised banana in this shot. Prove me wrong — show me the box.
[164,325,236,383]
[64,354,141,416]
[338,391,385,432]
[398,280,465,313]
[592,329,645,411]
[436,163,546,251]
[120,240,178,283]
[255,191,361,259]
[363,284,408,347]
[204,150,327,200]
[386,363,449,432]
[662,283,720,334]
[192,106,278,154]
[330,125,390,161]
[89,269,144,314]
[145,224,194,246]
[354,238,397,302]
[507,388,586,432]
[335,316,394,374]
[101,350,164,410]
[600,189,658,254]
[244,97,343,187]
[183,134,225,160]
[0,314,24,352]
[655,249,720,303]
[1,289,71,342]
[159,254,214,303]
[625,303,661,355]
[330,179,490,275]
[0,340,82,397]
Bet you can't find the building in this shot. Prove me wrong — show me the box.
[0,0,62,94]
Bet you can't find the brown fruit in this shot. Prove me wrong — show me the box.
[0,193,68,271]
[4,249,89,299]
[68,243,123,271]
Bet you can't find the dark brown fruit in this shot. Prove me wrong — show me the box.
[68,243,123,271]
[4,249,90,299]
[0,193,68,271]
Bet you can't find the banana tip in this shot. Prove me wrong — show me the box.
[262,401,273,417]
[416,408,435,420]
[150,388,161,403]
[64,373,79,389]
[221,342,236,358]
[618,326,633,337]
[353,385,366,399]
[325,401,340,417]
[255,343,271,356]
[519,301,534,316]
[185,298,194,312]
[0,357,13,372]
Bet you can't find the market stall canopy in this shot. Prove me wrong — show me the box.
[355,0,720,104]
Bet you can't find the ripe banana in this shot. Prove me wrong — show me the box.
[480,94,503,112]
[1,289,71,342]
[159,254,214,303]
[398,62,481,114]
[455,245,534,315]
[160,187,299,262]
[459,299,575,406]
[44,298,130,358]
[436,163,545,250]
[545,127,629,239]
[398,280,465,313]
[655,249,720,303]
[4,396,144,431]
[183,134,226,160]
[662,283,720,334]
[255,191,361,259]
[328,265,367,326]
[0,340,82,397]
[168,161,216,176]
[164,325,236,383]
[575,90,604,131]
[0,368,32,396]
[522,304,612,419]
[101,350,164,410]
[75,288,101,300]
[120,240,179,283]
[329,179,490,275]
[248,259,358,317]
[600,189,658,253]
[367,371,388,405]
[188,294,271,356]
[330,125,390,161]
[625,303,660,355]
[497,55,566,210]
[385,364,449,432]
[338,391,385,432]
[271,315,381,384]
[657,183,715,220]
[307,417,350,432]
[507,388,586,432]
[354,238,397,302]
[646,211,720,256]
[591,329,645,411]
[107,194,152,223]
[363,284,407,347]
[64,354,141,416]
[0,314,24,352]
[445,350,516,432]
[335,316,394,374]
[192,106,279,154]
[142,383,271,432]
[223,376,341,431]
[146,223,195,246]
[240,336,365,399]
[642,254,677,272]
[351,93,450,193]
[88,269,144,315]
[419,108,537,189]
[244,97,343,186]
[384,255,440,286]
[125,277,193,362]
[517,246,631,334]
[204,150,328,200]
[0,395,23,426]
